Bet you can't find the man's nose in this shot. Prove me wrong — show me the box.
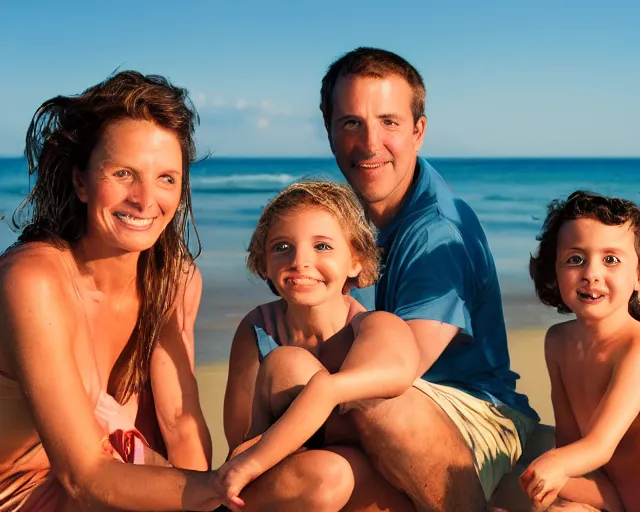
[361,123,381,154]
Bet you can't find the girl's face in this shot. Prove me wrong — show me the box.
[556,217,640,322]
[73,119,183,255]
[265,205,362,307]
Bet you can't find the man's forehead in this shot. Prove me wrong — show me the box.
[332,74,413,109]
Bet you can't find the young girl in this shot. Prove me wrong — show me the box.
[218,180,419,511]
[522,190,640,511]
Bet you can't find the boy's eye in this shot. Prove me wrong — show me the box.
[273,242,290,253]
[604,255,620,265]
[567,255,584,265]
[315,242,332,251]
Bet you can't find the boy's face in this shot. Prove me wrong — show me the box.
[265,206,362,307]
[556,217,640,322]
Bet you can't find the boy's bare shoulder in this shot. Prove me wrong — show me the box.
[544,320,578,360]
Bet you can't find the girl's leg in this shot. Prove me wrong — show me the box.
[248,346,327,439]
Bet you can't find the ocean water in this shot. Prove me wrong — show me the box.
[1,157,639,362]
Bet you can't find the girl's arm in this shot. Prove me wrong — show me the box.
[223,311,261,454]
[218,311,418,497]
[0,255,222,511]
[151,264,212,470]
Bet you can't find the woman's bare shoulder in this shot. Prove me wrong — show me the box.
[0,242,72,289]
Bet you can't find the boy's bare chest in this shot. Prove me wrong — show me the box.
[560,353,613,433]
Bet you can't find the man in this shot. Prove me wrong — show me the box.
[319,47,539,511]
[221,47,538,512]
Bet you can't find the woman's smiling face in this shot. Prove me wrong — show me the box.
[74,118,183,254]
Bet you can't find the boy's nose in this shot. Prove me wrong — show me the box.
[581,261,602,282]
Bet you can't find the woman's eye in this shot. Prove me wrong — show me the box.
[160,175,176,184]
[567,255,584,265]
[315,243,331,251]
[604,255,620,265]
[273,243,289,253]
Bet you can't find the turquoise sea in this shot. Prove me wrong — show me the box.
[1,157,639,363]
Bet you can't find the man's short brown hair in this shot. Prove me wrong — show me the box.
[320,47,426,130]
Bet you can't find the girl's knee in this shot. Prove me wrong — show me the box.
[293,450,355,510]
[262,345,320,371]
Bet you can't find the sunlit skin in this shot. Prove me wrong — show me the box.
[556,218,640,329]
[265,206,362,317]
[520,218,640,511]
[74,118,183,261]
[329,75,426,229]
[0,119,219,510]
[219,204,419,511]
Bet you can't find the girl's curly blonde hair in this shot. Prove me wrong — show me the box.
[247,179,379,291]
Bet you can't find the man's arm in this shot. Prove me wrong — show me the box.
[406,319,459,378]
[392,225,471,377]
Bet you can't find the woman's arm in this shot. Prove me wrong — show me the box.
[151,264,212,470]
[0,255,222,511]
[223,312,261,454]
[217,311,418,497]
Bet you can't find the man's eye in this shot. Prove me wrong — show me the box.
[114,169,131,178]
[344,120,360,129]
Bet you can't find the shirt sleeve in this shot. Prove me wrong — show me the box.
[392,222,473,336]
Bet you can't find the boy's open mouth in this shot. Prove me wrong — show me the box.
[577,291,605,300]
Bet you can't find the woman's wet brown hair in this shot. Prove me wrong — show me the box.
[13,70,201,403]
[530,190,640,320]
[247,180,379,295]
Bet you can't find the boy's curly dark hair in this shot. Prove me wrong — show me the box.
[530,190,640,320]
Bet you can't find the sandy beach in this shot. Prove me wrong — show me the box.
[196,328,554,469]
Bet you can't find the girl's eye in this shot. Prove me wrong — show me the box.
[114,169,131,178]
[567,255,584,265]
[273,242,289,253]
[604,255,620,265]
[315,242,332,251]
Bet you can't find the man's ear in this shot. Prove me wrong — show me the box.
[413,115,427,152]
[72,167,89,203]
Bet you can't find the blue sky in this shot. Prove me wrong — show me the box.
[1,1,638,157]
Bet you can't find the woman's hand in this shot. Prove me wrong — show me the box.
[520,449,569,510]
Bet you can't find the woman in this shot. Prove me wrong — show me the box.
[0,71,223,510]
